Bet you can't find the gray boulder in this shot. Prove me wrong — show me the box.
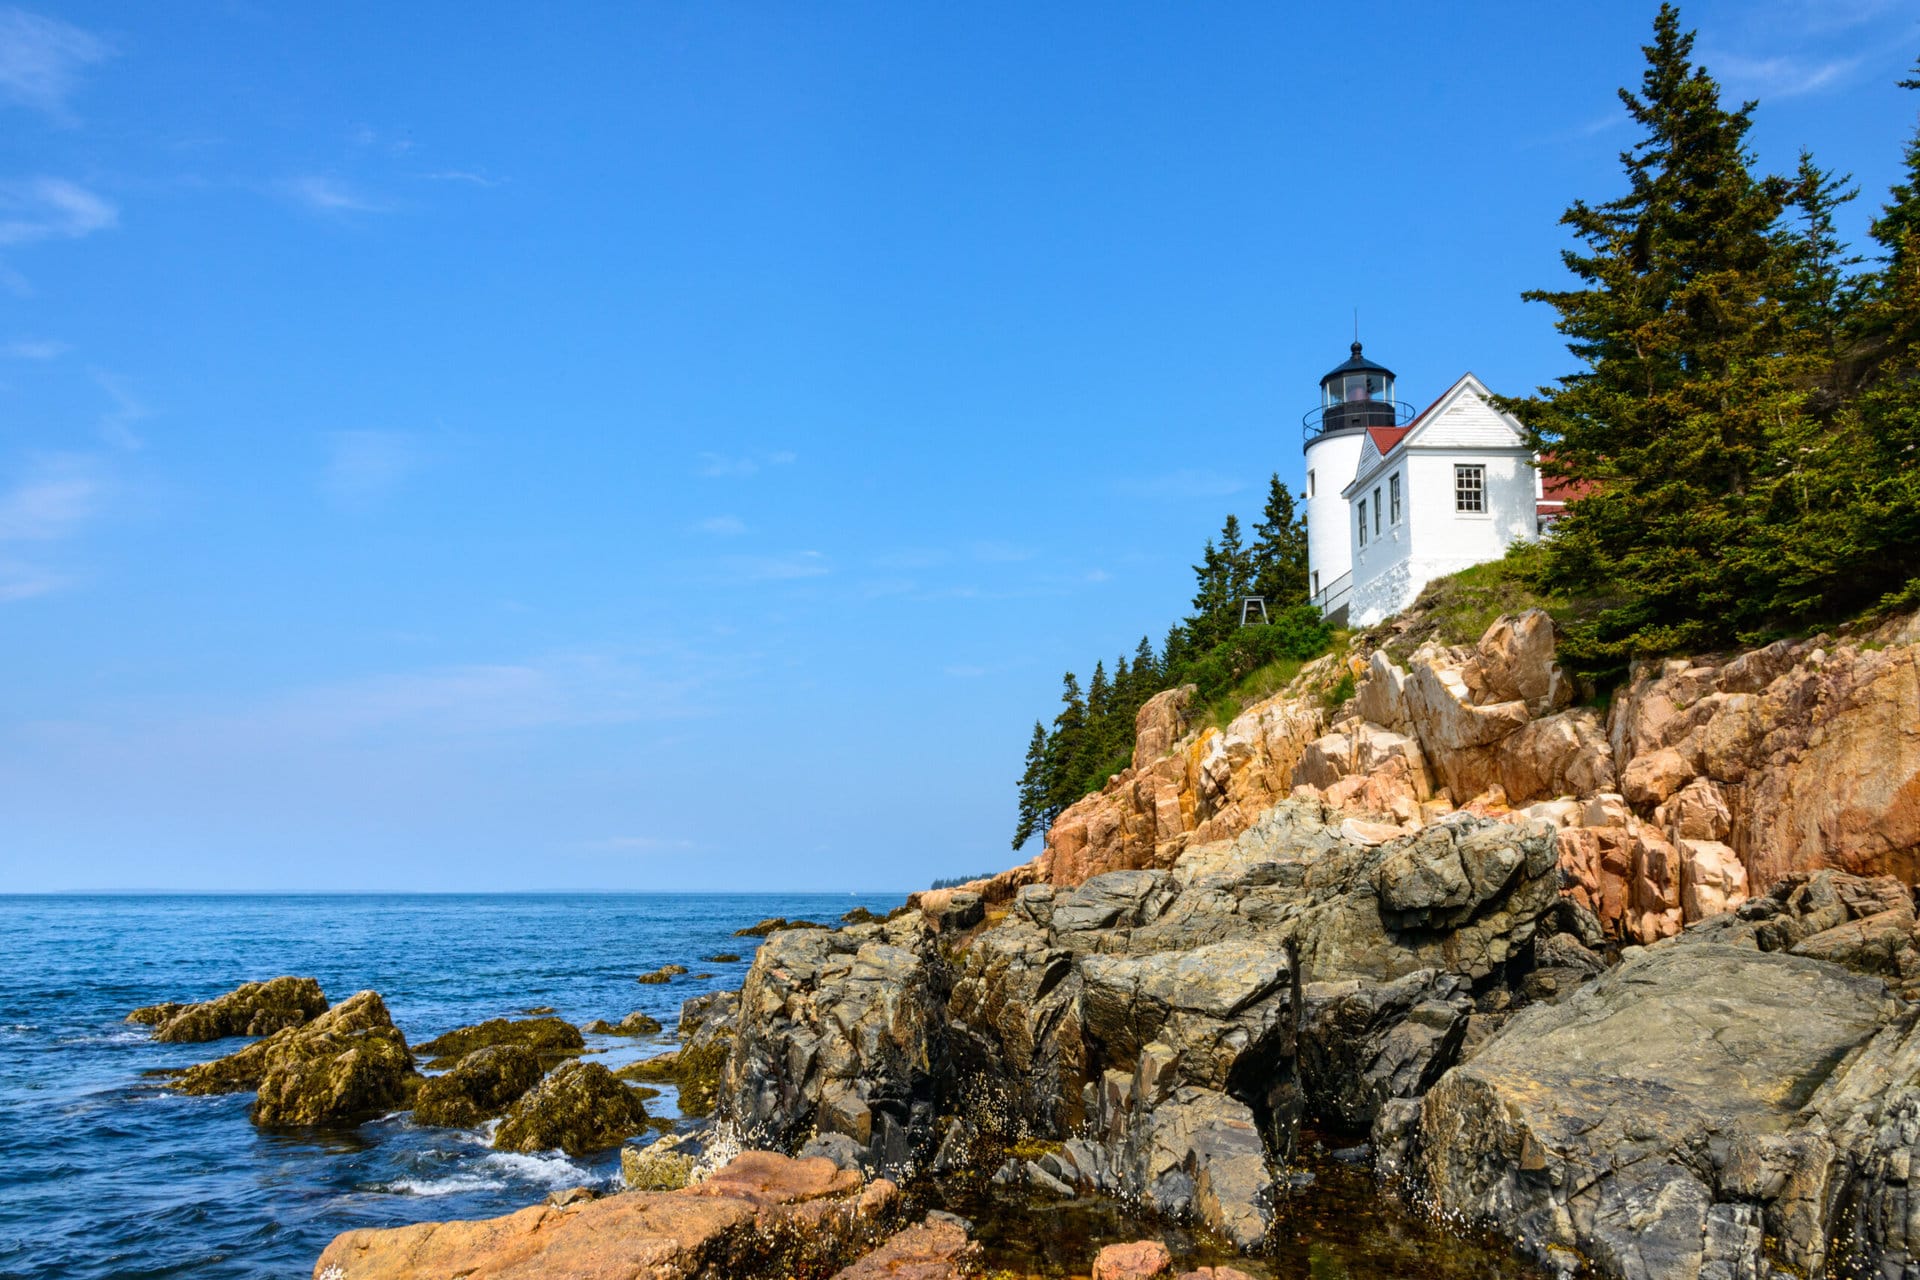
[1412,944,1895,1280]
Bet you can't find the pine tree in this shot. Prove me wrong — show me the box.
[1011,721,1048,849]
[1043,672,1088,819]
[1504,3,1811,662]
[1110,653,1134,760]
[1162,622,1189,677]
[1249,473,1310,606]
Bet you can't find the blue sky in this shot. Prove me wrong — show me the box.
[0,2,1912,892]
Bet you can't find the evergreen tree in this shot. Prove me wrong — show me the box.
[1871,59,1920,284]
[1085,660,1112,770]
[1043,672,1088,819]
[1186,538,1229,649]
[1218,514,1251,606]
[1110,653,1134,760]
[1249,473,1310,606]
[1125,635,1158,709]
[1011,721,1048,849]
[1162,622,1189,677]
[1784,151,1861,365]
[1504,3,1811,661]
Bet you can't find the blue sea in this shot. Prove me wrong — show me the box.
[0,892,904,1280]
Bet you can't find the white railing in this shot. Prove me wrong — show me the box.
[1312,570,1352,623]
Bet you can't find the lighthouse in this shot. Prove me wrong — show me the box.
[1302,341,1409,622]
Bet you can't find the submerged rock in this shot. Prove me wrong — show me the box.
[830,1214,982,1279]
[176,990,416,1128]
[734,917,827,937]
[131,976,328,1043]
[412,1044,542,1128]
[636,963,689,985]
[493,1059,650,1156]
[313,1150,902,1280]
[413,1016,584,1070]
[581,1010,662,1036]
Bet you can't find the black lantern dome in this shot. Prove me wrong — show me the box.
[1303,341,1412,444]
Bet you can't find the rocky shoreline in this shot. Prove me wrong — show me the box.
[122,607,1920,1279]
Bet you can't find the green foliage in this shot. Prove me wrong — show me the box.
[1504,5,1920,674]
[1251,472,1310,605]
[1324,670,1356,712]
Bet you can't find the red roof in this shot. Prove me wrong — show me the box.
[1367,425,1411,455]
[1538,472,1596,504]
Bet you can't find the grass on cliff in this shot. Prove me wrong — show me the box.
[1374,541,1616,657]
[1199,655,1311,734]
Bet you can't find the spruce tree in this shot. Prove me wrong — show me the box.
[1085,660,1112,778]
[1871,59,1920,284]
[1043,672,1088,818]
[1011,721,1048,849]
[1132,635,1158,691]
[1249,473,1309,606]
[1218,514,1251,608]
[1505,3,1809,661]
[1186,538,1229,649]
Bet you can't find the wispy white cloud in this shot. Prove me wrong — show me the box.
[693,514,747,536]
[421,169,503,188]
[697,450,796,478]
[283,175,389,215]
[93,370,147,449]
[2,336,64,359]
[715,550,829,582]
[0,451,105,599]
[1709,50,1863,97]
[0,452,100,541]
[0,7,111,121]
[1112,468,1247,500]
[0,177,116,245]
[322,430,419,508]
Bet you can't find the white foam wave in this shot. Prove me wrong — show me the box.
[379,1174,502,1198]
[480,1149,588,1187]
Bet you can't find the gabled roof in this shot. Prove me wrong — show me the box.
[1366,425,1411,455]
[1341,372,1528,498]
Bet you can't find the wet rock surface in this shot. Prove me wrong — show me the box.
[414,1016,585,1070]
[491,1059,651,1156]
[312,1150,902,1280]
[411,1043,542,1128]
[131,976,328,1043]
[176,990,417,1128]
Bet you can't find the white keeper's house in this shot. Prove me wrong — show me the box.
[1302,342,1573,628]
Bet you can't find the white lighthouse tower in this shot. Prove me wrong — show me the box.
[1303,341,1408,624]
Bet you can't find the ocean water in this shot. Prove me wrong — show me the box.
[0,892,902,1280]
[1,893,1545,1280]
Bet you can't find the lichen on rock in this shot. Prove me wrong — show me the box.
[412,1044,542,1128]
[413,1016,584,1070]
[492,1059,651,1155]
[130,976,328,1043]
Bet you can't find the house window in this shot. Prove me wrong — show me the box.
[1312,570,1320,597]
[1357,500,1368,547]
[1307,469,1315,498]
[1390,474,1401,524]
[1372,487,1382,536]
[1455,464,1486,513]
